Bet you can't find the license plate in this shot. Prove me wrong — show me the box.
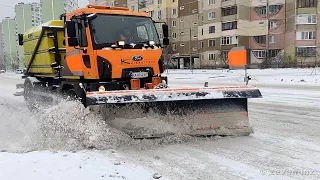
[130,72,149,78]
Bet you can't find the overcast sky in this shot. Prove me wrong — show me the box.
[0,0,89,21]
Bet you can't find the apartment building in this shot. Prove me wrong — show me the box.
[127,0,139,11]
[1,17,18,70]
[81,0,320,68]
[169,0,199,68]
[90,0,127,7]
[41,0,79,22]
[31,3,42,26]
[139,0,179,65]
[285,0,319,67]
[0,23,4,70]
[249,0,286,68]
[15,2,42,68]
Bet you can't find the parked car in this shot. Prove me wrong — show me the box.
[0,70,5,74]
[15,69,23,74]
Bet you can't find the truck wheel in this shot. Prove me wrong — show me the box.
[66,89,78,100]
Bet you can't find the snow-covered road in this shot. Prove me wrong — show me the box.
[0,68,319,180]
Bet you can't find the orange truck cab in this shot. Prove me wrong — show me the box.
[60,5,169,92]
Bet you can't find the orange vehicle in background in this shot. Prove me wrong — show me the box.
[18,5,262,139]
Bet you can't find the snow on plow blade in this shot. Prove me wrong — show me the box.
[86,86,262,138]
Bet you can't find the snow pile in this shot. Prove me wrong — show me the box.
[1,97,195,153]
[164,68,319,86]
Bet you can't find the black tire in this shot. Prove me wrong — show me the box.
[66,89,78,101]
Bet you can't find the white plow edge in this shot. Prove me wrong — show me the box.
[86,86,260,104]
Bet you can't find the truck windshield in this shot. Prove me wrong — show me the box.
[89,14,161,49]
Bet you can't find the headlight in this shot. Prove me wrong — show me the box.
[118,41,125,46]
[98,86,105,92]
[149,41,155,46]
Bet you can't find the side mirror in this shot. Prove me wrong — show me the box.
[68,37,79,47]
[66,21,76,38]
[162,24,169,38]
[163,37,169,45]
[18,34,23,46]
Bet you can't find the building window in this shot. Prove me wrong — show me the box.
[296,14,317,24]
[158,10,162,19]
[172,32,177,39]
[296,31,316,40]
[222,21,237,31]
[252,50,266,58]
[269,35,275,43]
[221,6,237,16]
[296,47,316,56]
[149,10,154,17]
[172,8,176,15]
[208,12,215,20]
[200,41,204,48]
[172,43,176,51]
[269,21,277,29]
[172,20,176,27]
[159,33,163,39]
[221,36,237,45]
[209,26,215,33]
[254,6,266,16]
[254,35,266,44]
[297,0,317,8]
[158,0,162,4]
[208,53,216,60]
[208,0,215,5]
[208,39,216,47]
[269,5,282,14]
[268,49,281,57]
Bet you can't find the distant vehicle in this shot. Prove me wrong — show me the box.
[15,69,23,74]
[0,70,5,74]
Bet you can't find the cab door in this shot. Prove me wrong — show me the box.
[64,17,97,79]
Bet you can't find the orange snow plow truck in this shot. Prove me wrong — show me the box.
[18,5,262,138]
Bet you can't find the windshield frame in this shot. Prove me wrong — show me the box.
[88,13,161,50]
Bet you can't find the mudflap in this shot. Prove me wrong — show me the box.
[85,86,262,139]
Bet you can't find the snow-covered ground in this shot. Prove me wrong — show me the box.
[0,68,319,180]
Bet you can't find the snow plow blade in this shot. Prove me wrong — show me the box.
[85,86,262,138]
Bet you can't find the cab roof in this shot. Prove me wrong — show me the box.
[66,4,150,19]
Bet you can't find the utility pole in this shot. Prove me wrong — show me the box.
[189,27,192,73]
[265,0,269,67]
[51,0,55,20]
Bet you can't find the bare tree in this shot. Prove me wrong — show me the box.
[216,50,229,68]
[283,55,297,68]
[271,50,285,68]
[162,45,174,69]
[4,53,19,71]
[296,47,316,68]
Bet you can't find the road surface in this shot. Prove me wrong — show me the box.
[0,70,319,180]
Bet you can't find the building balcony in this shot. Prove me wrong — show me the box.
[251,4,284,20]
